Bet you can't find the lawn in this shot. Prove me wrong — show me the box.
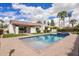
[3,34,29,38]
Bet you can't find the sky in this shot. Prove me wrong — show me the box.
[0,3,53,21]
[0,3,79,22]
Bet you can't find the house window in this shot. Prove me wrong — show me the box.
[19,26,26,33]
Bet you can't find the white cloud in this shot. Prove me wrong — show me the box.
[52,3,78,12]
[46,3,79,17]
[12,3,44,15]
[12,3,51,22]
[0,12,16,17]
[0,12,17,21]
[4,17,10,21]
[72,8,79,19]
[47,3,79,26]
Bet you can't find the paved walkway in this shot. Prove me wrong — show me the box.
[0,34,78,56]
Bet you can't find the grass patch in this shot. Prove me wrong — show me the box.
[3,34,28,38]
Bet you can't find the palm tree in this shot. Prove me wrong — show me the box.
[70,19,77,28]
[57,11,67,28]
[57,12,61,27]
[68,11,73,27]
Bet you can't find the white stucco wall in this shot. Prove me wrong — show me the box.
[15,26,19,34]
[52,29,57,32]
[30,27,36,33]
[8,24,15,34]
[8,23,19,34]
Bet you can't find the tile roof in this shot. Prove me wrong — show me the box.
[10,20,41,27]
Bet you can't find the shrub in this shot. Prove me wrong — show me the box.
[57,28,74,32]
[57,24,79,34]
[44,27,49,33]
[52,26,59,29]
[74,28,79,32]
[74,24,79,34]
[7,30,9,33]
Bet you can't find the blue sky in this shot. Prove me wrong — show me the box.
[0,3,52,13]
[0,3,52,9]
[0,3,54,21]
[20,3,53,9]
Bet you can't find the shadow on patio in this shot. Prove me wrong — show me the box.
[67,35,79,56]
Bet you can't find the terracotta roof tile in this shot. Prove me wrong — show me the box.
[10,20,41,27]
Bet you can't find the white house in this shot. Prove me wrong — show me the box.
[7,20,42,34]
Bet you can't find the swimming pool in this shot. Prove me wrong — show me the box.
[19,33,69,50]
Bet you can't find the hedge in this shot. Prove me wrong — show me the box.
[57,28,75,32]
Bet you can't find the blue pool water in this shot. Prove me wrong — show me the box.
[19,33,69,50]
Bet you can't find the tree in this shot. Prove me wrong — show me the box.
[68,11,73,27]
[0,20,8,38]
[70,19,77,28]
[50,20,55,26]
[57,11,67,28]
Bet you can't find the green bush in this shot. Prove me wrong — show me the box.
[57,28,74,32]
[57,24,79,34]
[74,25,79,34]
[52,26,59,29]
[74,28,79,32]
[44,27,48,33]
